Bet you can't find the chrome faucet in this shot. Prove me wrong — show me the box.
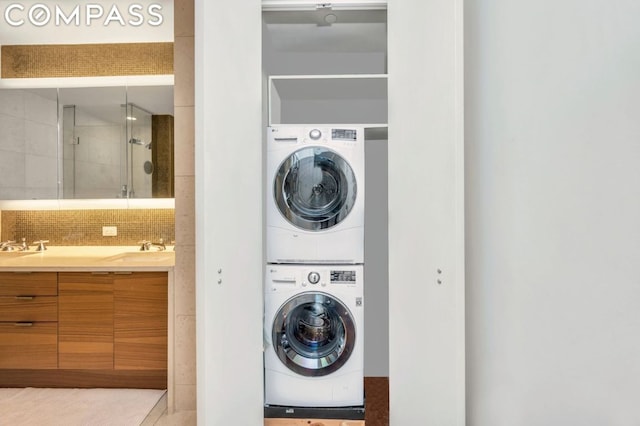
[33,240,49,251]
[1,238,29,251]
[139,238,166,251]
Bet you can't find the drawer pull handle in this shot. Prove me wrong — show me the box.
[15,322,33,327]
[15,296,35,300]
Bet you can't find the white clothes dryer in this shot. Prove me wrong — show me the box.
[264,264,364,407]
[266,125,364,264]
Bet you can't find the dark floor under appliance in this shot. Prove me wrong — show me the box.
[264,377,389,426]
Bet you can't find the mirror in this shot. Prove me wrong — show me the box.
[0,85,173,200]
[0,87,58,200]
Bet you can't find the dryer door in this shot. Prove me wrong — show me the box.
[272,291,356,377]
[274,147,357,231]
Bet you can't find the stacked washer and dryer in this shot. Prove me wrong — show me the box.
[264,125,365,408]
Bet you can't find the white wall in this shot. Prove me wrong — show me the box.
[465,1,640,425]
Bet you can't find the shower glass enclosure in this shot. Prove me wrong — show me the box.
[61,91,153,199]
[125,103,153,199]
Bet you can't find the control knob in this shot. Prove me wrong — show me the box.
[307,271,321,284]
[309,129,322,140]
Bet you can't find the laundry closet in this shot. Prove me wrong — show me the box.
[261,6,389,421]
[262,3,389,376]
[195,1,463,424]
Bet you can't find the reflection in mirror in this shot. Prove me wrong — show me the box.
[126,103,153,198]
[126,85,174,199]
[59,85,174,199]
[0,85,173,201]
[0,88,58,200]
[60,87,127,199]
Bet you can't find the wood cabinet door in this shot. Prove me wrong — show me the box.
[0,322,58,369]
[58,272,114,369]
[114,272,167,370]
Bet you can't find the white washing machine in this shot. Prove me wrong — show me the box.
[266,125,364,264]
[264,264,364,407]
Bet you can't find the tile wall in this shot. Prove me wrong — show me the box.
[0,209,174,246]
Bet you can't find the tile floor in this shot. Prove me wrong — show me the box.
[140,393,197,426]
[152,410,197,425]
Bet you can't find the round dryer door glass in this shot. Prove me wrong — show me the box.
[274,147,357,231]
[272,292,356,377]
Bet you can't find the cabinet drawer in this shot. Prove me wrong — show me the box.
[0,322,58,369]
[0,296,58,321]
[0,272,58,296]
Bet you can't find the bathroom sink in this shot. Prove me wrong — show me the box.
[101,251,175,264]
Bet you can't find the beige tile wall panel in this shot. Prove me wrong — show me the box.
[174,0,195,37]
[174,106,195,177]
[173,37,195,107]
[174,244,195,317]
[172,0,195,416]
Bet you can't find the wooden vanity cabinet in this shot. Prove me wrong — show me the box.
[58,272,114,369]
[0,272,58,369]
[0,270,167,388]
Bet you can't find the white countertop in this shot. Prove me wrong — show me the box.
[0,246,175,272]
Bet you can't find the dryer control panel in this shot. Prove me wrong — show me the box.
[331,128,358,141]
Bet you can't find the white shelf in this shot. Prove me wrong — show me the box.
[364,125,388,140]
[262,1,388,11]
[268,74,388,126]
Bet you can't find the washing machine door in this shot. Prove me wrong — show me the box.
[272,291,356,377]
[274,147,357,231]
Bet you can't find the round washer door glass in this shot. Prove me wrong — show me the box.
[272,292,356,377]
[274,147,357,231]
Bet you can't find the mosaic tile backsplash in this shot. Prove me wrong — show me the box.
[1,43,173,78]
[0,209,175,246]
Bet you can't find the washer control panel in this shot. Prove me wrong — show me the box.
[267,266,360,291]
